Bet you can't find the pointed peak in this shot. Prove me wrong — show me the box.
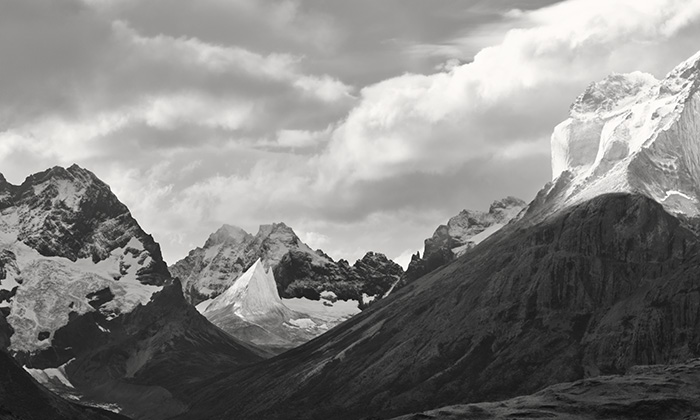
[257,222,299,240]
[20,165,102,191]
[204,224,250,248]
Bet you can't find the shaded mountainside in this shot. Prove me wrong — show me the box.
[171,223,403,305]
[391,359,700,420]
[0,165,263,420]
[401,196,525,286]
[0,351,130,420]
[173,193,700,420]
[0,313,129,420]
[276,250,403,303]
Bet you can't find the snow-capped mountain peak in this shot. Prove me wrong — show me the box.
[0,165,170,353]
[203,224,251,248]
[543,49,700,218]
[202,258,287,318]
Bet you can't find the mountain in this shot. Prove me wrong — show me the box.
[169,51,700,420]
[401,196,526,285]
[537,50,700,219]
[0,165,263,420]
[197,259,360,353]
[171,223,403,305]
[173,224,403,352]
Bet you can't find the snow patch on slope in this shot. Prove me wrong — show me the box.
[25,359,75,389]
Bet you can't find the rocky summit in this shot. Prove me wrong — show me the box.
[401,196,526,285]
[535,50,700,220]
[0,165,263,420]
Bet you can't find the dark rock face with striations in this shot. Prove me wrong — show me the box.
[0,165,263,420]
[275,249,403,303]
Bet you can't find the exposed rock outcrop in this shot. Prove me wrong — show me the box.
[401,196,525,285]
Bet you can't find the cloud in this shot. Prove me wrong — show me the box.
[318,0,700,187]
[3,0,700,267]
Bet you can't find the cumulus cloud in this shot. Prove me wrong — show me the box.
[319,0,700,187]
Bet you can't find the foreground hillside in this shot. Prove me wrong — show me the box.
[391,359,700,420]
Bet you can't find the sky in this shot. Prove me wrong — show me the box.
[2,0,700,268]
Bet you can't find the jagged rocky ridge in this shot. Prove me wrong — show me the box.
[168,51,700,420]
[401,196,525,285]
[171,223,403,305]
[0,165,263,420]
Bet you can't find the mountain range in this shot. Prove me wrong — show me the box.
[165,49,700,419]
[170,222,404,305]
[4,49,700,420]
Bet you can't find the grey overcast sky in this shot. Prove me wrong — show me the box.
[2,0,700,267]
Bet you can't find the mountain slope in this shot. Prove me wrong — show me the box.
[390,359,700,420]
[0,165,263,420]
[175,193,700,420]
[0,312,129,420]
[0,350,130,420]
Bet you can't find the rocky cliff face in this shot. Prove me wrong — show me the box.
[171,224,404,305]
[0,165,263,420]
[538,50,700,219]
[275,249,403,303]
[401,196,525,285]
